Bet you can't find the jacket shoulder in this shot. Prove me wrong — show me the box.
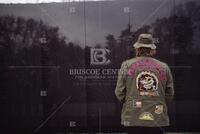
[151,58,169,68]
[122,58,138,67]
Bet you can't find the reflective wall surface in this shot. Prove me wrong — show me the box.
[0,0,200,133]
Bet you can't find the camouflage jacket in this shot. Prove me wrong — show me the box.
[115,56,174,127]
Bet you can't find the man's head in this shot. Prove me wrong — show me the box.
[133,34,156,57]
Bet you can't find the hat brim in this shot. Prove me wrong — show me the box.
[133,42,156,49]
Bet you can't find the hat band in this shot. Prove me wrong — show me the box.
[138,38,153,44]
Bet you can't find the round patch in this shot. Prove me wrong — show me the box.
[136,71,159,96]
[155,105,164,114]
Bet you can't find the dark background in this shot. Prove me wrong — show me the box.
[0,0,200,133]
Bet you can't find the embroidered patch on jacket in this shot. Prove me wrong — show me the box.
[133,100,142,108]
[136,71,159,96]
[139,112,154,121]
[155,105,163,114]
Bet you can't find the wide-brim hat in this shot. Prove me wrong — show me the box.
[133,34,156,49]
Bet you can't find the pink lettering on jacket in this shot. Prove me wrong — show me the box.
[127,59,166,81]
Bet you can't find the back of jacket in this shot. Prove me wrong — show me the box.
[115,57,174,127]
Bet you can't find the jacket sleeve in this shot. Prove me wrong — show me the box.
[165,64,174,102]
[115,61,128,103]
